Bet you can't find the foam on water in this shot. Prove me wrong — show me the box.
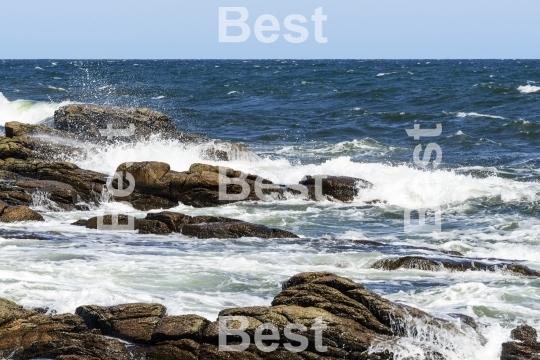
[0,92,72,126]
[66,137,540,212]
[456,112,506,119]
[517,85,540,94]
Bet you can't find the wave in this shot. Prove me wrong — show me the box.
[456,112,505,120]
[517,85,540,94]
[0,92,72,126]
[276,138,394,158]
[64,137,540,210]
[377,72,396,77]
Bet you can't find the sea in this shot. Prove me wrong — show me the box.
[1,59,540,359]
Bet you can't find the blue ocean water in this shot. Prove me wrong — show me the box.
[2,60,540,172]
[1,60,540,359]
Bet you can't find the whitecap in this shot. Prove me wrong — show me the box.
[456,112,505,119]
[151,95,165,100]
[0,92,73,126]
[377,72,396,77]
[517,85,540,94]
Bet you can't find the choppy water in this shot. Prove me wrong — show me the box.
[1,60,540,359]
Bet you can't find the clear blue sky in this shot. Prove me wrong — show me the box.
[1,0,539,59]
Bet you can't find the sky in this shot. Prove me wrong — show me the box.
[1,0,539,59]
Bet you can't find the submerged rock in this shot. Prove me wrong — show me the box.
[74,211,299,239]
[372,256,540,277]
[0,272,484,359]
[501,325,540,360]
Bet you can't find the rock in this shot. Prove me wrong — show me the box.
[142,212,298,239]
[115,162,372,210]
[0,205,44,222]
[55,104,189,142]
[201,272,479,359]
[501,325,540,360]
[372,256,540,277]
[299,175,372,202]
[0,200,8,214]
[512,325,539,344]
[115,162,280,209]
[0,272,485,359]
[0,172,78,210]
[75,211,298,239]
[53,104,257,161]
[0,136,33,160]
[3,123,88,163]
[0,159,107,205]
[84,214,138,230]
[0,298,130,360]
[151,315,210,343]
[76,303,166,344]
[180,219,298,239]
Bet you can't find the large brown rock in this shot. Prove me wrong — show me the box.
[76,303,166,344]
[0,170,78,210]
[115,162,373,210]
[0,136,33,160]
[53,104,257,162]
[0,205,44,223]
[0,159,107,205]
[0,272,486,359]
[0,298,130,360]
[115,162,279,208]
[3,122,87,163]
[501,325,540,360]
[54,104,193,143]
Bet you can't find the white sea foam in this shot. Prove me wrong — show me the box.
[456,112,505,119]
[65,137,540,211]
[151,95,165,100]
[517,85,540,94]
[0,92,72,126]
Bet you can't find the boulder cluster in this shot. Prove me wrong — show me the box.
[0,272,485,360]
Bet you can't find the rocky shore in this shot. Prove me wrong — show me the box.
[0,272,484,360]
[1,104,540,359]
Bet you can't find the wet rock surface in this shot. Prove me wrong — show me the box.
[299,175,372,202]
[0,298,130,360]
[501,325,540,360]
[53,104,256,162]
[371,256,540,277]
[0,272,483,360]
[0,200,44,223]
[0,170,78,210]
[73,211,299,239]
[0,159,107,205]
[115,162,373,209]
